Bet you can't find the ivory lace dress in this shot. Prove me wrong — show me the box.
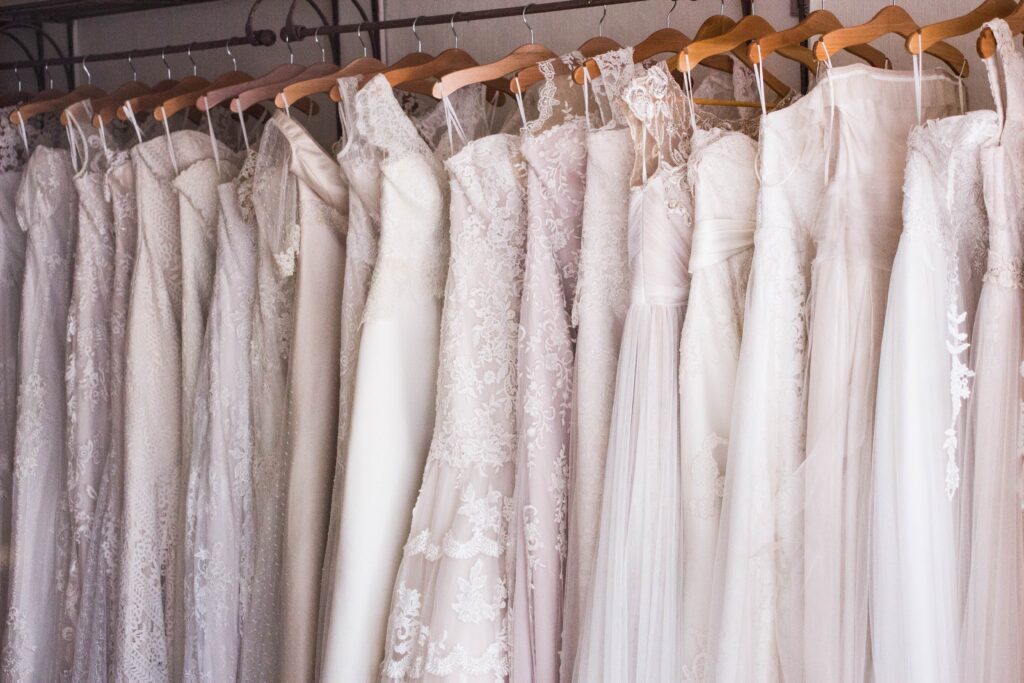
[510,56,588,683]
[800,64,957,683]
[318,75,384,680]
[960,19,1024,682]
[3,143,77,681]
[560,48,641,682]
[379,110,529,683]
[59,109,116,677]
[181,148,258,683]
[0,107,59,638]
[70,134,138,683]
[273,111,348,683]
[573,62,697,683]
[320,77,486,683]
[239,122,298,683]
[118,130,235,682]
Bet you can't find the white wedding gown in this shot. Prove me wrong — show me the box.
[321,76,486,683]
[3,144,76,682]
[677,123,758,681]
[871,109,996,683]
[801,64,957,683]
[960,18,1024,682]
[561,48,641,682]
[379,113,528,682]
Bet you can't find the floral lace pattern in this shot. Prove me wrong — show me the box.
[181,149,258,683]
[238,123,297,683]
[3,146,77,682]
[510,58,588,681]
[380,133,528,681]
[68,147,138,682]
[59,117,115,679]
[117,131,228,683]
[559,58,643,676]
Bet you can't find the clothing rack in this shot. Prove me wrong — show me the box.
[0,0,670,71]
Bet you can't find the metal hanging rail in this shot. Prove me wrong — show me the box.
[0,0,682,71]
[288,0,652,40]
[0,30,277,70]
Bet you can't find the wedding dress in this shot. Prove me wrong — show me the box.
[678,122,758,681]
[181,148,258,683]
[2,144,76,681]
[560,48,641,682]
[379,118,529,683]
[871,109,996,683]
[801,64,957,683]
[60,109,115,676]
[510,55,587,683]
[239,122,297,683]
[317,73,384,681]
[960,18,1024,682]
[273,111,348,683]
[706,77,837,683]
[70,136,137,683]
[319,77,486,683]
[573,61,697,683]
[118,130,232,682]
[0,106,54,636]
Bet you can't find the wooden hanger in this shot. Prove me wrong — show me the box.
[13,73,104,125]
[155,42,257,121]
[678,15,813,74]
[432,7,558,98]
[911,0,1015,58]
[751,9,889,69]
[512,34,620,93]
[814,5,969,76]
[281,56,385,106]
[671,15,798,97]
[978,1,1024,57]
[90,81,153,127]
[117,74,208,120]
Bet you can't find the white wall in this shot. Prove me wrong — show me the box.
[0,0,1004,145]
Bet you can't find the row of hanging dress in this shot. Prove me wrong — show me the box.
[2,24,1024,683]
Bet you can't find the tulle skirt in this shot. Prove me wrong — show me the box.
[574,301,685,683]
[960,280,1024,682]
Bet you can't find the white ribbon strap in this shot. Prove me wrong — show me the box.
[682,52,698,132]
[15,111,29,153]
[514,76,529,130]
[159,106,180,175]
[755,44,768,116]
[203,98,222,174]
[123,100,145,145]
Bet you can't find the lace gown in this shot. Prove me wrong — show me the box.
[239,122,297,683]
[870,110,996,683]
[960,19,1024,682]
[561,48,640,682]
[318,75,383,680]
[60,109,115,677]
[70,137,137,683]
[0,106,53,637]
[2,144,77,681]
[181,149,258,683]
[706,78,835,683]
[379,123,529,682]
[509,56,588,683]
[273,112,348,683]
[573,62,697,683]
[319,77,484,683]
[677,123,758,681]
[118,130,231,682]
[801,64,957,683]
